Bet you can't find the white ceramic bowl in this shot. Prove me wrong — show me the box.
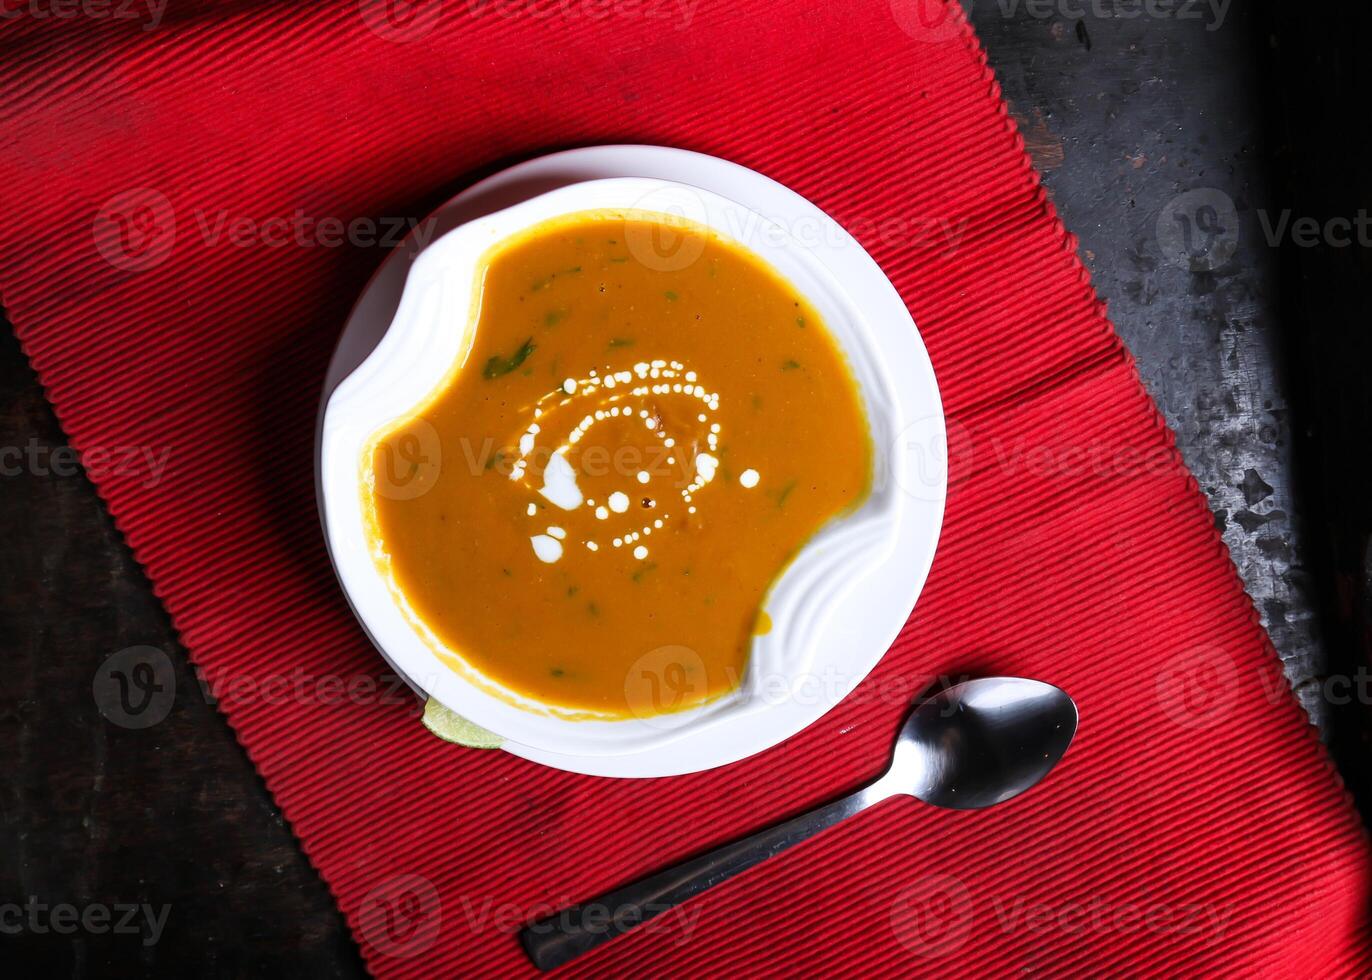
[318,148,945,776]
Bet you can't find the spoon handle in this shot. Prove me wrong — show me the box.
[519,778,894,970]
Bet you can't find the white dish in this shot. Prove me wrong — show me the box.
[317,146,945,777]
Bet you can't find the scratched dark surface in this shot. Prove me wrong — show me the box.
[2,4,1369,975]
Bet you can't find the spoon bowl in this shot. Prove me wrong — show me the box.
[893,677,1078,810]
[521,675,1078,971]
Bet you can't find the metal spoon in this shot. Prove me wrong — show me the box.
[520,677,1078,970]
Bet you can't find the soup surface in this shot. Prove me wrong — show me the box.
[365,212,871,718]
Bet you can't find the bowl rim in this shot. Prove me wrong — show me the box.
[316,146,946,775]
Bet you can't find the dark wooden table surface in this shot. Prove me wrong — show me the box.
[4,4,1369,975]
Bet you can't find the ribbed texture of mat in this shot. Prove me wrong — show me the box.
[2,1,1369,975]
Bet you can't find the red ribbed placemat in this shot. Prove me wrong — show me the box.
[3,1,1369,975]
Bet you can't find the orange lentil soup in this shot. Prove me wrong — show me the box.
[364,212,871,718]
